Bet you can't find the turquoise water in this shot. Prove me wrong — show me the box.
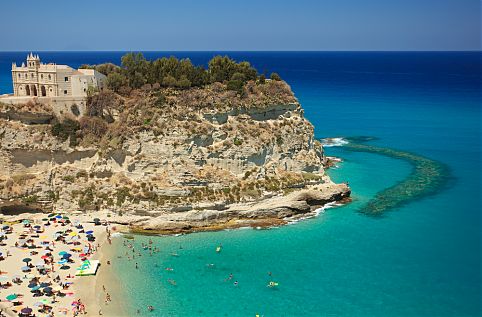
[0,52,480,316]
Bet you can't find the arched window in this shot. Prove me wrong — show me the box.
[48,74,51,80]
[41,74,43,79]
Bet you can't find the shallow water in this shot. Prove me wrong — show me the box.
[1,51,480,316]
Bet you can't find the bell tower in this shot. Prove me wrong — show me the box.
[27,53,40,69]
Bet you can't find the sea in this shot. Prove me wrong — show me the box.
[0,51,480,316]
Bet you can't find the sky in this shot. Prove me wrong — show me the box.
[0,0,480,51]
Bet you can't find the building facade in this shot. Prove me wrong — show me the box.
[11,53,106,98]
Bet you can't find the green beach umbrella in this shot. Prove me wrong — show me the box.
[6,294,17,301]
[58,251,68,256]
[23,257,32,263]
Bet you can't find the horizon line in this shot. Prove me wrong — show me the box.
[0,50,480,53]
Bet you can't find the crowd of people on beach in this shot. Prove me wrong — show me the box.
[0,215,109,317]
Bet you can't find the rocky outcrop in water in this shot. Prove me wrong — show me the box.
[0,80,350,231]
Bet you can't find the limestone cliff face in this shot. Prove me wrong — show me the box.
[0,80,349,229]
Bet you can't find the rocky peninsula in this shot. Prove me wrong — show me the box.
[0,54,350,233]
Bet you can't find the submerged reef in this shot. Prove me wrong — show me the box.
[344,138,451,216]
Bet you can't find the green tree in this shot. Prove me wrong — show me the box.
[270,72,282,81]
[258,74,266,84]
[105,72,127,92]
[177,75,192,89]
[162,75,177,87]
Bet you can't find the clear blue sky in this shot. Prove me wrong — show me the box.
[0,0,480,51]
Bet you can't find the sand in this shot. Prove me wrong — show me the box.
[0,213,123,317]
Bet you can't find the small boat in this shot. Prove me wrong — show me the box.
[216,246,222,253]
[165,267,174,271]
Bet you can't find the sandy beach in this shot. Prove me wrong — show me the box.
[0,212,123,317]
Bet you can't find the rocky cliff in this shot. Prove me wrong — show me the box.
[0,80,350,232]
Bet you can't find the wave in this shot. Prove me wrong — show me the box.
[321,137,349,147]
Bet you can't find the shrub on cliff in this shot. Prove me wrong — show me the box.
[79,116,108,138]
[51,119,80,146]
[270,72,282,81]
[86,91,123,120]
[105,72,127,92]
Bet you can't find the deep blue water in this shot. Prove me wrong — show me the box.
[0,52,480,316]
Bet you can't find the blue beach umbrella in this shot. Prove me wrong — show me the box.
[39,282,50,287]
[58,251,68,256]
[62,253,72,259]
[28,283,38,288]
[31,285,41,291]
[55,215,62,219]
[86,230,94,234]
[21,266,31,272]
[58,259,67,265]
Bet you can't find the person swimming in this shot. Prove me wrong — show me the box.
[147,305,154,311]
[234,281,238,286]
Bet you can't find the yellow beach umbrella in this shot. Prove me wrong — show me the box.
[69,232,77,237]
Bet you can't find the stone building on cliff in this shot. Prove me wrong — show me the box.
[0,53,106,117]
[11,53,105,98]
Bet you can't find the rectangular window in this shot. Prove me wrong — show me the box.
[64,77,69,82]
[64,90,68,95]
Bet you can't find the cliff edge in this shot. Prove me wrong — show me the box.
[0,79,350,233]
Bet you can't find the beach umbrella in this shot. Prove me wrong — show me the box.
[58,259,67,264]
[63,216,70,220]
[28,282,38,288]
[69,232,77,236]
[48,213,55,218]
[60,265,70,270]
[30,286,40,291]
[85,230,94,234]
[62,253,72,259]
[33,301,43,307]
[55,215,62,219]
[40,282,50,287]
[41,255,49,259]
[58,251,68,256]
[22,220,30,224]
[23,257,32,263]
[6,294,17,301]
[21,266,31,272]
[21,307,33,314]
[34,225,41,228]
[43,286,53,293]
